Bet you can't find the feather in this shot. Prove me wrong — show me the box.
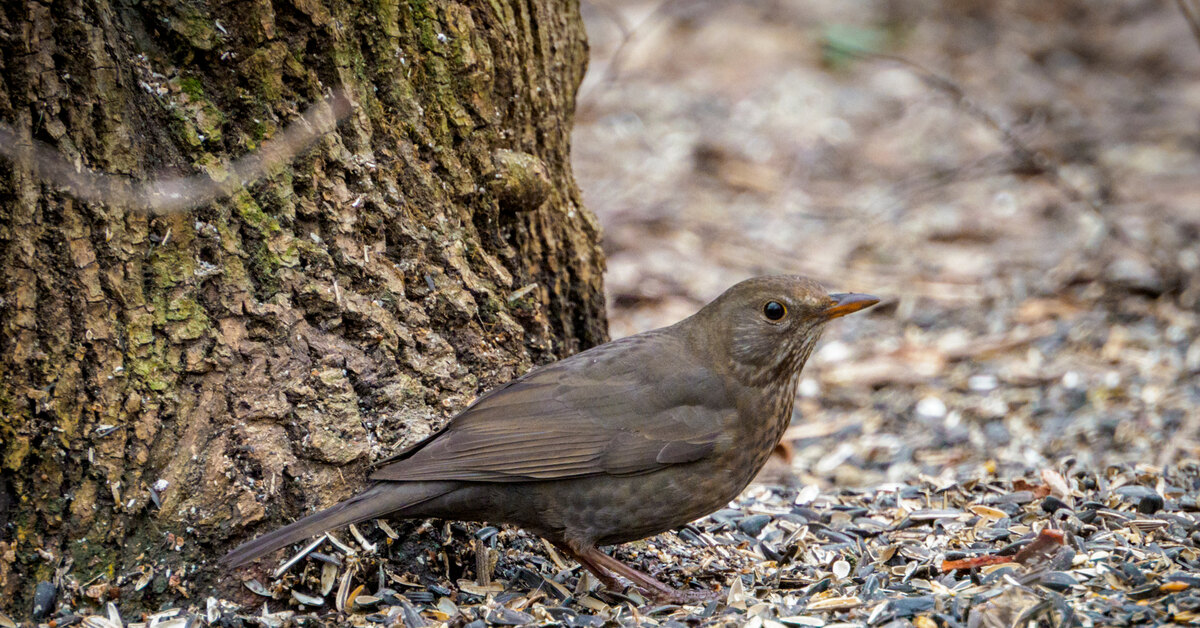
[371,331,731,483]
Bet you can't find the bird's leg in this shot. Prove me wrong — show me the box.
[581,547,694,603]
[562,544,714,604]
[552,542,626,593]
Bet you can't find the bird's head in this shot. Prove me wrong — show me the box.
[695,275,878,386]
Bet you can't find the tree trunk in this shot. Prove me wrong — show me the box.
[0,0,604,611]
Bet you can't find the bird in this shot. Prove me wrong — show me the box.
[220,275,878,602]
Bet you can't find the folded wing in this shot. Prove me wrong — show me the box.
[371,330,732,482]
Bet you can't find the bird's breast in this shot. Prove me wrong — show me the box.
[723,376,799,485]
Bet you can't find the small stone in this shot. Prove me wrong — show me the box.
[889,596,935,617]
[968,374,998,392]
[1115,485,1164,514]
[915,396,947,419]
[31,582,56,620]
[1040,496,1071,514]
[983,421,1010,446]
[1038,571,1078,592]
[1105,256,1163,295]
[1061,387,1089,412]
[738,514,772,537]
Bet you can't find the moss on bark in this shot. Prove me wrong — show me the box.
[0,0,603,612]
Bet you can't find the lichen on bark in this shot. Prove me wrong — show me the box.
[0,0,603,611]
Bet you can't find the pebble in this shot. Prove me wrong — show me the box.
[915,396,947,420]
[1039,571,1079,592]
[1115,485,1164,514]
[1105,256,1163,295]
[888,596,935,617]
[968,374,999,392]
[983,421,1011,445]
[33,464,1200,628]
[739,514,772,537]
[31,582,56,620]
[1040,496,1071,514]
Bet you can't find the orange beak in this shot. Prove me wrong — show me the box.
[823,292,879,320]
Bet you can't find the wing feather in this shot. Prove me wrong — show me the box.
[371,330,732,483]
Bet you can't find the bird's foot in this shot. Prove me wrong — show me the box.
[637,584,721,605]
[564,544,719,606]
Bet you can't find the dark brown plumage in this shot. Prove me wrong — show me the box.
[221,275,878,601]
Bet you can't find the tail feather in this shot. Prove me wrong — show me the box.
[220,483,447,568]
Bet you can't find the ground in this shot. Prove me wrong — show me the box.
[571,1,1200,624]
[577,0,1200,509]
[12,0,1200,626]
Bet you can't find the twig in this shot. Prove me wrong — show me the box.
[826,43,1133,251]
[580,0,669,102]
[823,42,1166,294]
[580,0,721,105]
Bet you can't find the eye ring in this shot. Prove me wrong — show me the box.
[762,300,787,322]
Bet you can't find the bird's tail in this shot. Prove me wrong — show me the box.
[220,483,450,568]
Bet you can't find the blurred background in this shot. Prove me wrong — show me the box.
[571,1,1200,488]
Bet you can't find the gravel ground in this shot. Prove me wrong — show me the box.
[21,465,1200,627]
[573,0,1200,504]
[11,1,1200,626]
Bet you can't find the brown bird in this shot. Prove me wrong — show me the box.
[221,276,878,602]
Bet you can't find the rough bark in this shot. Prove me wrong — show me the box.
[0,0,604,610]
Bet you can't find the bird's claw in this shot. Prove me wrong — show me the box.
[635,584,722,605]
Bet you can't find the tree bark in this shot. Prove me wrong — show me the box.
[0,0,604,610]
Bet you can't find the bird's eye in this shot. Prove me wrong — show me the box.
[763,301,787,321]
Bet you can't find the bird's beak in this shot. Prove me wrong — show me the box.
[823,293,880,320]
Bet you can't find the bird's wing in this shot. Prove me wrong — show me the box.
[370,330,732,482]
